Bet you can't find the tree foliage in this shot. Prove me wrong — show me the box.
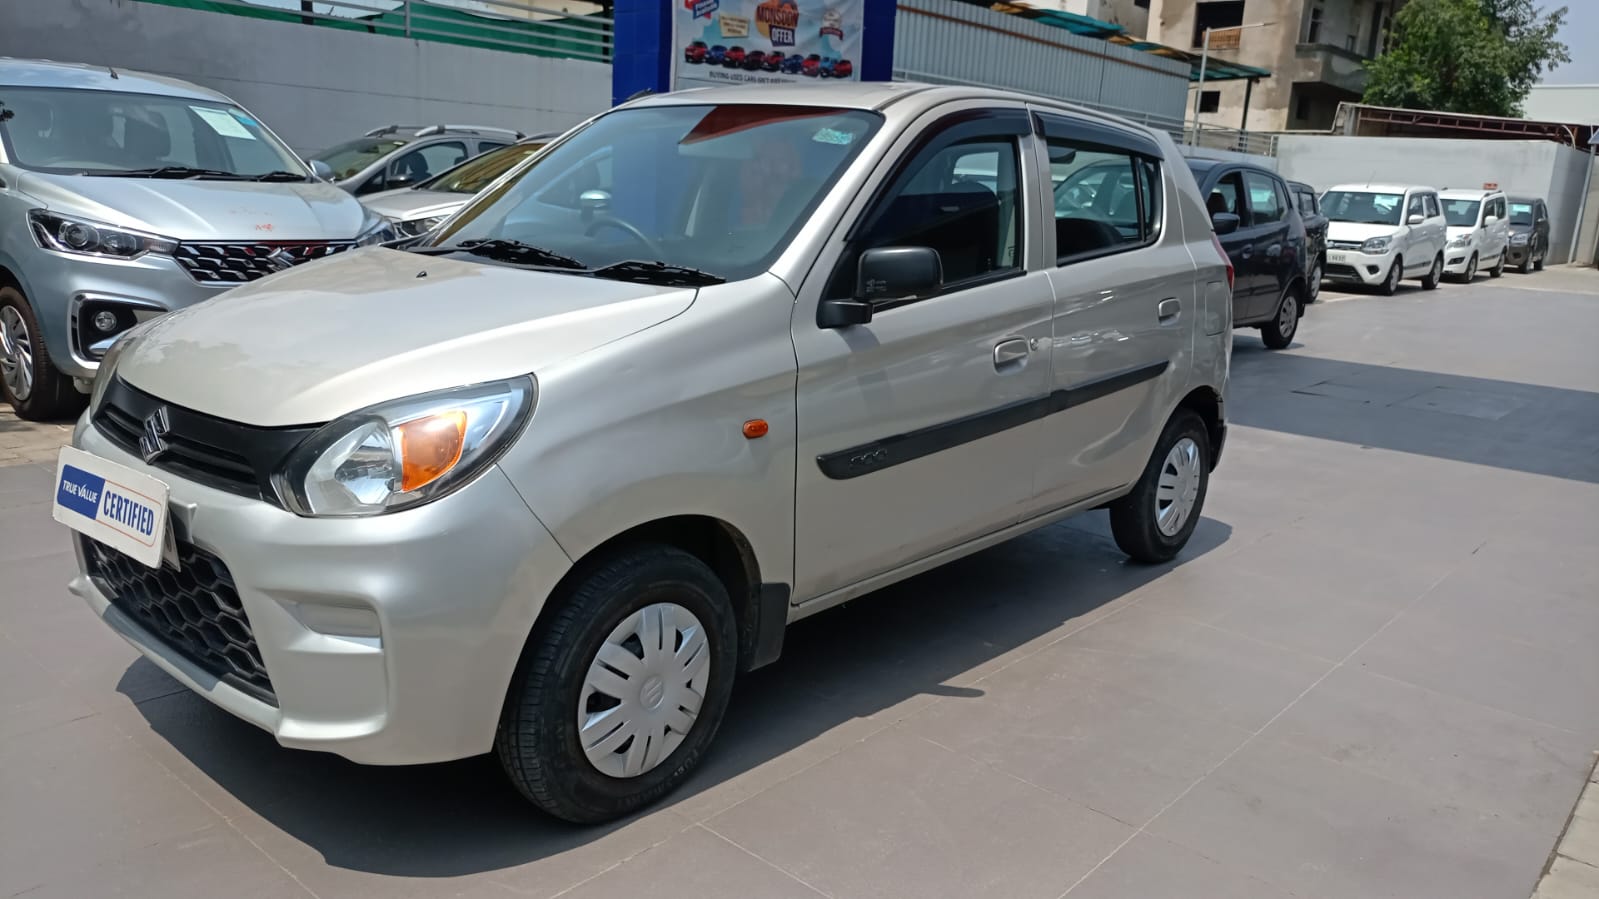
[1363,0,1570,117]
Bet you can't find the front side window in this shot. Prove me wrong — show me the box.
[1442,199,1481,228]
[1296,190,1317,217]
[831,133,1022,295]
[386,141,467,187]
[1050,140,1158,260]
[1423,194,1441,218]
[1209,171,1245,218]
[0,86,308,178]
[314,137,408,179]
[434,104,882,283]
[1243,172,1284,226]
[1323,190,1404,225]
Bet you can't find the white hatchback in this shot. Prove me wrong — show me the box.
[1439,189,1510,281]
[1320,184,1448,295]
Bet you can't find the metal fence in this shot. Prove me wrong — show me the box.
[135,0,611,62]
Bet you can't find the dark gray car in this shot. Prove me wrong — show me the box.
[1505,195,1550,273]
[1287,180,1328,301]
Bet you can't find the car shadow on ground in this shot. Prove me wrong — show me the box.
[119,513,1233,877]
[1227,343,1599,484]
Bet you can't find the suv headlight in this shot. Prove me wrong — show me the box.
[1360,236,1393,254]
[354,214,399,247]
[274,378,534,517]
[29,210,177,259]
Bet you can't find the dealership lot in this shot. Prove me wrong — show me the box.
[3,271,1598,898]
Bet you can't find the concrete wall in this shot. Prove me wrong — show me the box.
[1275,134,1592,264]
[0,0,612,156]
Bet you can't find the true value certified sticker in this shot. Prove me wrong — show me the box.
[53,445,176,569]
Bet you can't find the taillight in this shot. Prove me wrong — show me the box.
[1210,232,1234,293]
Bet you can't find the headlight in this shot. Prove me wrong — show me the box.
[274,377,534,517]
[394,215,448,238]
[1447,235,1471,249]
[1360,236,1393,254]
[355,215,399,247]
[1511,233,1530,245]
[28,210,177,259]
[88,319,158,413]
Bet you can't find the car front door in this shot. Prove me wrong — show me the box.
[1242,170,1292,316]
[1206,168,1263,318]
[1028,112,1195,510]
[1486,195,1509,262]
[1536,201,1551,260]
[790,105,1055,601]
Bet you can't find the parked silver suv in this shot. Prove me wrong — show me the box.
[56,83,1231,823]
[0,58,392,419]
[313,124,526,196]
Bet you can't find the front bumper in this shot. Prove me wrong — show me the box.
[1322,249,1395,285]
[23,248,228,381]
[1443,246,1478,274]
[1506,244,1533,265]
[68,419,572,765]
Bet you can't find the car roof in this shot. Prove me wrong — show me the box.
[1183,157,1279,179]
[1285,179,1316,191]
[1438,188,1503,199]
[1506,195,1544,203]
[1325,183,1433,194]
[0,56,230,103]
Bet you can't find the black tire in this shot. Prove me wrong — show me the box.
[495,545,738,824]
[1421,253,1443,290]
[1457,252,1477,283]
[1306,259,1323,302]
[1489,252,1505,278]
[1110,410,1211,564]
[1261,285,1300,350]
[1379,256,1403,295]
[0,286,85,421]
[1520,255,1533,275]
[1534,251,1545,272]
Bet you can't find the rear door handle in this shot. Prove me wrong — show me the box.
[1157,298,1181,323]
[993,337,1029,370]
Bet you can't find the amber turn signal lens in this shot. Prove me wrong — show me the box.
[396,411,468,491]
[742,419,769,439]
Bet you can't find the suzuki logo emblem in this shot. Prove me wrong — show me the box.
[140,407,172,464]
[262,248,297,272]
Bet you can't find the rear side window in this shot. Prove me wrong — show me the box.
[1243,172,1284,226]
[1048,142,1158,260]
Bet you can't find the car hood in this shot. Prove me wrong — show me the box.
[17,171,368,241]
[1326,221,1401,242]
[1446,225,1478,240]
[115,248,696,426]
[1509,222,1534,235]
[359,188,470,222]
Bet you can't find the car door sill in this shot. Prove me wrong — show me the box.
[788,483,1131,622]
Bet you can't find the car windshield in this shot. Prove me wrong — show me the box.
[1442,199,1481,227]
[418,141,546,194]
[0,86,308,178]
[1321,190,1405,225]
[430,104,882,281]
[1510,202,1535,226]
[314,137,408,179]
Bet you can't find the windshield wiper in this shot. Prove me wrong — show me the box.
[590,260,726,287]
[411,238,587,270]
[86,165,248,180]
[251,170,311,182]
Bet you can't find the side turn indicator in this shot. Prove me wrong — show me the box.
[742,419,769,439]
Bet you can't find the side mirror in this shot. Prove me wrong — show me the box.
[1407,214,1425,225]
[817,247,943,329]
[386,171,418,189]
[309,159,334,181]
[1212,212,1241,235]
[1484,214,1499,224]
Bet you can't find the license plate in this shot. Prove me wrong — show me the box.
[53,446,176,569]
[1327,251,1350,264]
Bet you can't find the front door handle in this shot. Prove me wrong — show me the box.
[1157,298,1181,323]
[993,337,1029,370]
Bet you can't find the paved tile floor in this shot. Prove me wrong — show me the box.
[2,269,1597,899]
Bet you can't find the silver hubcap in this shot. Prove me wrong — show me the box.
[1388,264,1399,290]
[579,602,711,779]
[1467,256,1476,279]
[1308,264,1322,299]
[0,306,35,402]
[1277,293,1297,335]
[1155,437,1202,537]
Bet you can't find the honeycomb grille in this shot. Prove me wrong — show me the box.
[172,241,355,284]
[82,536,276,705]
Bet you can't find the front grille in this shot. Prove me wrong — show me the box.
[173,241,355,284]
[1328,240,1364,251]
[93,377,319,503]
[82,535,276,705]
[1325,263,1361,278]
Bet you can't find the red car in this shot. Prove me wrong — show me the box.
[684,41,708,64]
[801,53,822,76]
[743,50,766,71]
[724,46,746,68]
[832,58,853,78]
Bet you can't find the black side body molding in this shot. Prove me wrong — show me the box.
[816,361,1169,480]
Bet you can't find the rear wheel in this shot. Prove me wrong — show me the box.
[495,545,738,823]
[1421,253,1443,290]
[0,286,84,421]
[1110,410,1211,564]
[1379,256,1403,295]
[1261,286,1299,350]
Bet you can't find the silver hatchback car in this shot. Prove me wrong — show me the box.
[55,83,1232,823]
[0,58,392,419]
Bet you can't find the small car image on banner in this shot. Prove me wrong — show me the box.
[674,0,863,88]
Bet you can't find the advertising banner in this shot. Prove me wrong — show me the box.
[673,0,863,88]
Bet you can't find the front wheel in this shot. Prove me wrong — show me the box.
[1261,287,1299,350]
[1306,260,1323,302]
[1421,253,1443,290]
[1379,256,1403,295]
[0,286,85,421]
[1457,253,1478,283]
[496,545,738,823]
[1520,254,1533,274]
[1489,252,1505,278]
[1110,410,1211,564]
[1534,251,1545,272]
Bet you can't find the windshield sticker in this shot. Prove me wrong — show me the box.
[812,127,854,146]
[193,106,257,140]
[231,110,261,127]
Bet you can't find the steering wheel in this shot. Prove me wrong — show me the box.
[584,215,665,259]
